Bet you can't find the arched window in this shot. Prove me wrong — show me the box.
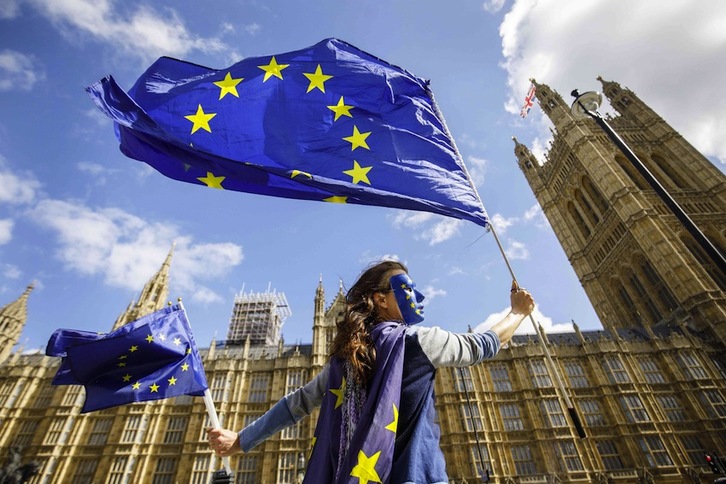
[681,235,726,290]
[567,201,590,240]
[613,278,639,326]
[614,154,648,190]
[625,268,662,324]
[651,153,692,190]
[574,189,599,227]
[581,177,609,215]
[637,257,679,314]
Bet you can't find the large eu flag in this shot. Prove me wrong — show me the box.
[86,38,489,227]
[46,304,208,413]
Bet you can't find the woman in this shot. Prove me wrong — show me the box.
[208,260,535,483]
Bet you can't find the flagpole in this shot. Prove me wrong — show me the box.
[176,299,233,476]
[203,389,233,475]
[428,89,586,439]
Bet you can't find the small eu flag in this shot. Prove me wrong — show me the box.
[86,38,489,228]
[46,304,208,413]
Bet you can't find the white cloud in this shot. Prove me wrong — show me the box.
[0,49,45,92]
[474,305,572,335]
[0,219,12,244]
[421,284,446,302]
[0,163,41,205]
[504,239,528,260]
[244,23,261,36]
[490,212,517,235]
[77,161,119,185]
[2,263,21,279]
[390,211,463,245]
[28,199,243,301]
[0,0,20,19]
[500,0,726,164]
[523,203,549,229]
[420,218,463,245]
[466,155,488,186]
[391,211,434,229]
[483,0,507,13]
[29,0,229,62]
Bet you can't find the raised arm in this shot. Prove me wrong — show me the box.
[414,281,535,368]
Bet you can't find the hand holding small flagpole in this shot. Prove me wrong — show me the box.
[203,389,233,476]
[175,299,233,476]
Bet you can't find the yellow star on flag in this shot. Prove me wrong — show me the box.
[158,334,166,342]
[181,363,189,371]
[197,172,225,189]
[327,96,354,121]
[343,126,371,151]
[150,383,160,393]
[303,64,333,93]
[385,404,398,433]
[145,334,154,343]
[132,382,141,390]
[350,450,382,484]
[186,348,192,355]
[117,362,126,368]
[323,196,347,204]
[184,104,216,134]
[173,337,182,346]
[330,377,346,409]
[122,374,132,382]
[168,376,177,386]
[213,72,243,99]
[118,355,127,360]
[129,345,138,352]
[290,170,312,179]
[343,161,372,185]
[258,56,289,82]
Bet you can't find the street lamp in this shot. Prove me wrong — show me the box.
[569,89,726,276]
[296,451,306,483]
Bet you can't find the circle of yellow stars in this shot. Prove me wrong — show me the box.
[182,55,376,201]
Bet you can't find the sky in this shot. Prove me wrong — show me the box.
[1,0,725,352]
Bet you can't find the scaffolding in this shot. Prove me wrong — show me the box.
[226,286,291,346]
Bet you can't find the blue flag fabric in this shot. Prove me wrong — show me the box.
[86,38,489,228]
[46,304,208,413]
[304,321,406,483]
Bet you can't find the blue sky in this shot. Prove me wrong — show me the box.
[1,0,724,351]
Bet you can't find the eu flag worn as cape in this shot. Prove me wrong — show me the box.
[46,304,208,413]
[304,321,406,483]
[86,38,489,228]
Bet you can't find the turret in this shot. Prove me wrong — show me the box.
[0,284,33,364]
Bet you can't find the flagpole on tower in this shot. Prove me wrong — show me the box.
[428,88,587,440]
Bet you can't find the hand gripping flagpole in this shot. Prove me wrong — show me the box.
[428,89,586,439]
[176,300,234,476]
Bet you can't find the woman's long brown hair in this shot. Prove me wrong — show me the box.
[329,260,407,385]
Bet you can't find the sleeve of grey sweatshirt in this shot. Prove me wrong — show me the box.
[239,364,329,452]
[408,326,501,368]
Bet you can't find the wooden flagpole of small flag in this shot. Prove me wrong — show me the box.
[177,299,234,477]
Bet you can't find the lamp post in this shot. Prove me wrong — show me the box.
[569,89,726,276]
[296,451,306,483]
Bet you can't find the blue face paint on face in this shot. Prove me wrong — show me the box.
[390,273,425,324]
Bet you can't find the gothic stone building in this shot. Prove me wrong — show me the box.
[0,78,725,483]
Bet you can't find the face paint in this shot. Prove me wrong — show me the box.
[390,273,425,324]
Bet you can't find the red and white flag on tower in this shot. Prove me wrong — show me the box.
[520,83,536,118]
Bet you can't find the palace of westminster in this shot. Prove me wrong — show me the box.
[0,78,724,483]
